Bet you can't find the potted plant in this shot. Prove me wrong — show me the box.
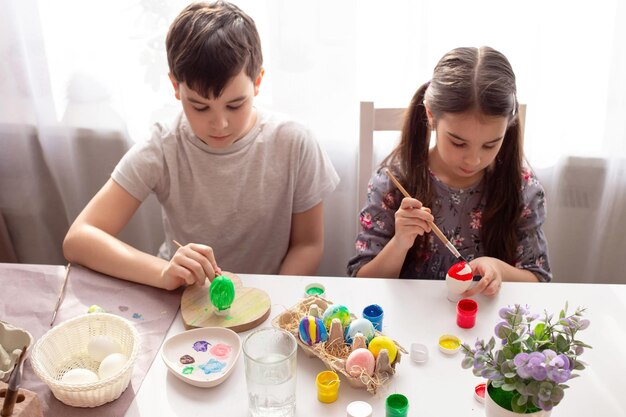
[461,303,590,416]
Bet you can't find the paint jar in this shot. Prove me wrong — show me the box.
[385,393,409,417]
[243,327,297,417]
[362,304,384,332]
[304,283,326,298]
[316,370,340,403]
[457,298,478,329]
[438,334,461,355]
[474,382,486,404]
[347,400,373,417]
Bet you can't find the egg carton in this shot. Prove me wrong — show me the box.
[272,295,406,394]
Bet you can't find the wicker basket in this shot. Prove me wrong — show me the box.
[30,313,140,407]
[272,296,406,394]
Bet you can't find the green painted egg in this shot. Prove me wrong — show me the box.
[209,275,235,311]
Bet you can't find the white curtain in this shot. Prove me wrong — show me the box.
[1,0,625,282]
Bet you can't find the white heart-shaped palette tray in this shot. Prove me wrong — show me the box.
[161,326,241,388]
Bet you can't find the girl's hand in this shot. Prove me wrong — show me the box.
[162,243,221,288]
[463,257,503,297]
[393,197,434,249]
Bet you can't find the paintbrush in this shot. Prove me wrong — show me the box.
[384,168,468,263]
[50,263,71,327]
[0,346,27,417]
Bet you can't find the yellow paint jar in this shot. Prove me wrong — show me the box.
[316,370,340,403]
[438,334,461,355]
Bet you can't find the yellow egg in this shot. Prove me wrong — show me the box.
[367,336,397,363]
[98,352,129,380]
[61,368,99,384]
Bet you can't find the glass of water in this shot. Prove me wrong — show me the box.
[243,327,297,417]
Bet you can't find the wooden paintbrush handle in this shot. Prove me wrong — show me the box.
[384,168,464,260]
[1,388,18,416]
[430,223,462,258]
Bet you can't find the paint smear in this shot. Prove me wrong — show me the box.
[193,340,211,352]
[182,366,194,375]
[198,359,226,375]
[180,354,195,364]
[210,343,232,359]
[132,313,144,320]
[118,305,129,312]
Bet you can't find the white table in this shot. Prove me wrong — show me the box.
[126,275,626,416]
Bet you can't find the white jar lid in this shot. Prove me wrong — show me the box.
[410,342,429,363]
[347,400,373,417]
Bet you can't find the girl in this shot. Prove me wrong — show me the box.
[347,46,551,296]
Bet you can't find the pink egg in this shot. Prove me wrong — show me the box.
[345,348,375,377]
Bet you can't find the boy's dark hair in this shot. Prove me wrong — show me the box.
[166,1,263,98]
[384,46,522,267]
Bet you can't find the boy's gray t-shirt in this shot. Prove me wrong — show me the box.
[112,109,339,274]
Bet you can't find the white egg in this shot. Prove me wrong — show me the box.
[98,353,128,380]
[61,368,99,384]
[88,336,121,362]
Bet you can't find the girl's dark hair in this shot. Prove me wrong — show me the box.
[383,46,522,265]
[166,1,263,98]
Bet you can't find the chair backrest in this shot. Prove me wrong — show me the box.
[357,101,526,210]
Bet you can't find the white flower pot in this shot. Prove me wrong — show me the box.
[485,384,552,417]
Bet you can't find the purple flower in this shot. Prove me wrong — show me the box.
[460,303,591,412]
[498,307,514,319]
[546,353,572,384]
[515,351,548,381]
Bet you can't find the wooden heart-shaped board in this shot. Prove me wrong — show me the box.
[181,271,271,332]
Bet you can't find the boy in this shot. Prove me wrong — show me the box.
[63,1,339,290]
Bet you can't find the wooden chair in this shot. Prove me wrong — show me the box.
[357,102,526,210]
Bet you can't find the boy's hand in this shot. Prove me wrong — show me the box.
[162,243,221,288]
[463,257,503,297]
[393,197,433,250]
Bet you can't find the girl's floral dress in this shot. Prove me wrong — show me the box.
[347,166,552,281]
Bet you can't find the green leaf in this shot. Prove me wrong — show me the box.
[534,322,545,339]
[495,350,504,365]
[461,357,474,369]
[526,381,540,395]
[501,383,516,391]
[559,309,565,319]
[511,333,530,344]
[556,334,569,352]
[503,347,515,360]
[487,336,496,351]
[573,341,593,349]
[511,395,528,413]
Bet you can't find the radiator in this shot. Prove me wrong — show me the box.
[537,157,626,284]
